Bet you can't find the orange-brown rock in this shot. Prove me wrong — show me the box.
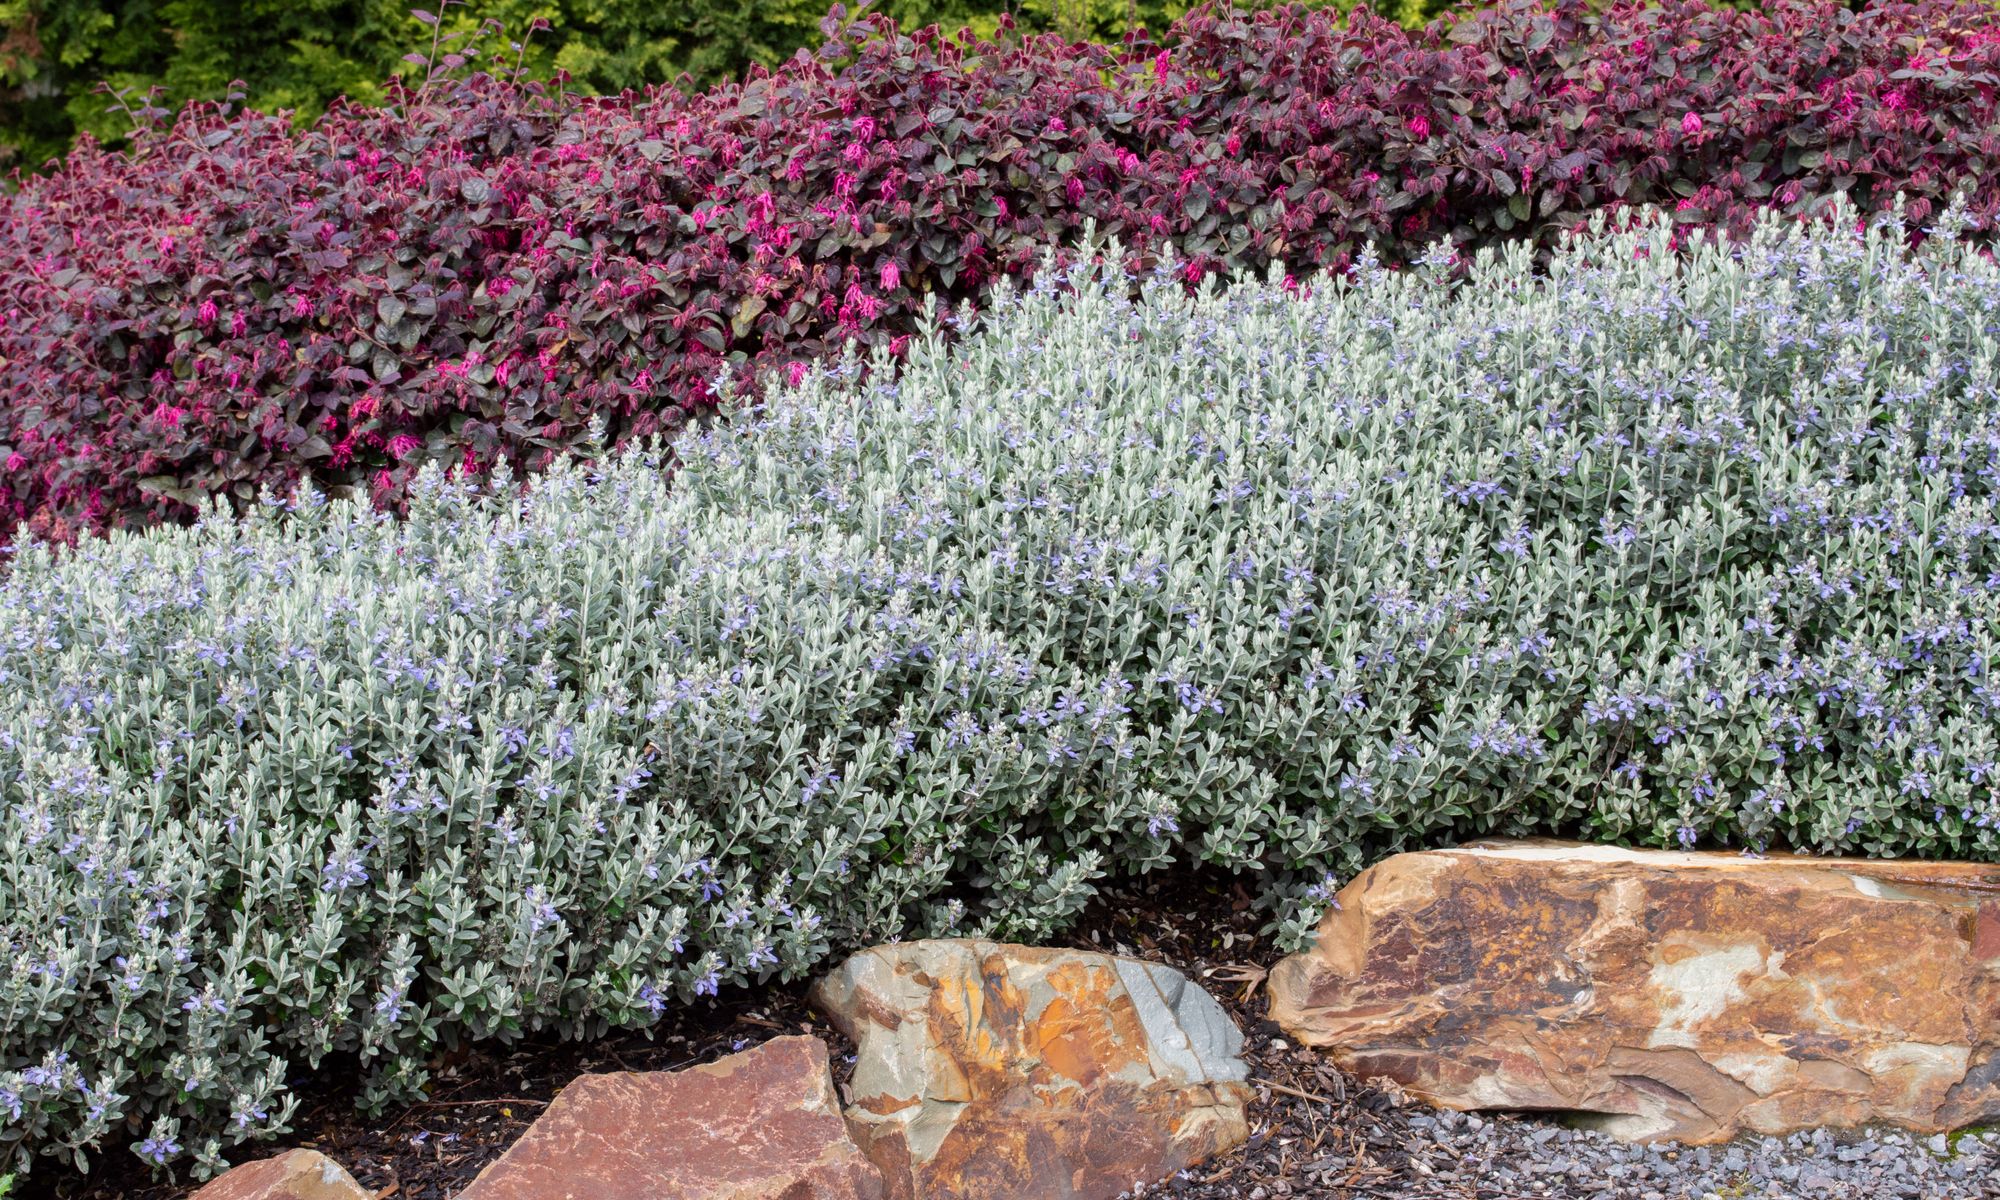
[456,1035,883,1200]
[1269,840,2000,1144]
[811,939,1251,1200]
[190,1150,369,1200]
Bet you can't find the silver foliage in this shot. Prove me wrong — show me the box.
[3,204,1998,1175]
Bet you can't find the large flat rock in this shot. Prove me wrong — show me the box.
[190,1150,369,1200]
[1268,840,2000,1143]
[455,1035,883,1199]
[811,939,1251,1200]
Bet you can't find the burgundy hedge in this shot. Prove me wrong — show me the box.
[2,0,1996,541]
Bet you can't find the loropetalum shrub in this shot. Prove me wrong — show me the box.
[5,207,2000,1176]
[3,0,2000,542]
[0,0,1334,170]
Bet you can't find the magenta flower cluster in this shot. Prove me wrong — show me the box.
[1,0,1996,542]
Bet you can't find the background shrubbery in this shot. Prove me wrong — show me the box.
[0,0,1460,169]
[4,210,1998,1177]
[2,0,1997,545]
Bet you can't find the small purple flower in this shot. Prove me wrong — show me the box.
[944,711,982,747]
[321,848,369,893]
[525,886,563,934]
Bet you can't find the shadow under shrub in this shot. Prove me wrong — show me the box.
[2,0,1998,542]
[4,207,1999,1177]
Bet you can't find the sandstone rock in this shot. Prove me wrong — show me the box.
[190,1150,369,1200]
[1268,839,2000,1143]
[811,939,1250,1200]
[456,1035,882,1200]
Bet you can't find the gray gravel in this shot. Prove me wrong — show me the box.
[1374,1108,2000,1199]
[1144,1099,2000,1199]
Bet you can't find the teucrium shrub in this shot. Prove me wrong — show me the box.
[5,0,1999,543]
[3,205,1999,1176]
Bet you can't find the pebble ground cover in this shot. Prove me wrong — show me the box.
[2,203,1998,1180]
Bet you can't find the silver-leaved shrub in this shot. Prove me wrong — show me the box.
[3,203,1998,1177]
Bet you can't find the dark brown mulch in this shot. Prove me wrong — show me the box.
[27,872,1498,1200]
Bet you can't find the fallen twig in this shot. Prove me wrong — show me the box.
[1264,1080,1339,1106]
